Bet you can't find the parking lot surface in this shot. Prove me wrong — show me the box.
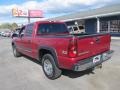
[0,37,120,90]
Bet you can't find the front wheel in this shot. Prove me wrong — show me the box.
[42,54,62,80]
[12,45,21,57]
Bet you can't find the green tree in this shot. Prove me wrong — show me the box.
[11,23,18,30]
[0,23,18,31]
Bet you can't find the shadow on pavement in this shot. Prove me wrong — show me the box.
[22,55,95,79]
[62,69,95,78]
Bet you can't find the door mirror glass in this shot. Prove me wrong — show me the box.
[12,33,18,38]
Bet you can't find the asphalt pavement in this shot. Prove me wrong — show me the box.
[0,37,120,90]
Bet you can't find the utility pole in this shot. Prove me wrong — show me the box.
[28,10,30,23]
[28,17,30,23]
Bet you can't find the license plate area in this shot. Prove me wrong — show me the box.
[93,55,101,64]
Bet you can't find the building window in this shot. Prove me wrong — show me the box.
[100,21,108,33]
[100,20,120,33]
[110,20,120,33]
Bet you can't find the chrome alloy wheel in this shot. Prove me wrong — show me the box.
[43,59,53,76]
[13,47,17,56]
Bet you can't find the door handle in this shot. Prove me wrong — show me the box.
[28,40,31,43]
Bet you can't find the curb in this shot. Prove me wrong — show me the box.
[111,37,120,40]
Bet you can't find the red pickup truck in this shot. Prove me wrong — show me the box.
[12,21,113,79]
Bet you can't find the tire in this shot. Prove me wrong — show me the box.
[42,54,62,80]
[12,45,21,57]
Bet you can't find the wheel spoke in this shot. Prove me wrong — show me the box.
[44,59,53,76]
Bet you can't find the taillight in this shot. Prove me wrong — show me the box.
[68,38,77,58]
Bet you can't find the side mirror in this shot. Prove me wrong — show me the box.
[19,33,24,38]
[12,33,18,38]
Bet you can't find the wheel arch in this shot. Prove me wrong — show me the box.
[38,46,59,68]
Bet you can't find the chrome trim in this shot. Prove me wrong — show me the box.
[74,50,114,71]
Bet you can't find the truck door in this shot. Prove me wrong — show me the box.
[15,26,26,53]
[22,24,34,57]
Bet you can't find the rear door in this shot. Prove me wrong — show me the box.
[77,34,111,60]
[22,24,34,57]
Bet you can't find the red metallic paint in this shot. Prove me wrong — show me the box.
[12,21,111,70]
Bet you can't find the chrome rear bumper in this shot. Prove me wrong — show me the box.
[73,50,114,71]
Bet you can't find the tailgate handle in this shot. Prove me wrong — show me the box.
[95,37,100,43]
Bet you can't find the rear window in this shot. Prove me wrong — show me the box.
[37,23,68,34]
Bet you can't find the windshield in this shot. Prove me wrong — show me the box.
[37,23,68,34]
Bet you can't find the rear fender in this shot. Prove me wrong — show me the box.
[38,46,59,68]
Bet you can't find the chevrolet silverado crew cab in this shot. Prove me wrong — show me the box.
[12,21,113,79]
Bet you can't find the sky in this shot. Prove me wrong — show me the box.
[0,0,120,25]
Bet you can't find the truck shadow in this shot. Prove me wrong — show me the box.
[62,69,95,78]
[22,55,95,79]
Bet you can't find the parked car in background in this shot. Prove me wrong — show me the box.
[0,31,11,37]
[0,32,2,36]
[1,32,5,37]
[5,31,11,37]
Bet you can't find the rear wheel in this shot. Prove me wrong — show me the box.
[42,54,62,80]
[12,45,21,57]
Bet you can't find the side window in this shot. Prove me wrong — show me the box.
[25,24,34,37]
[37,24,48,34]
[19,26,25,37]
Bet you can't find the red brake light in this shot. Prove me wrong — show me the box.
[68,38,77,58]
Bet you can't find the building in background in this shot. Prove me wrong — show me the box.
[48,4,120,37]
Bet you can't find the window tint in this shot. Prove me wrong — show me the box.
[37,23,68,34]
[25,24,34,36]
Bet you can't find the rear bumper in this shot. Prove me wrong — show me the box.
[73,50,114,71]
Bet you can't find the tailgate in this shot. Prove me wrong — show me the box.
[77,33,111,60]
